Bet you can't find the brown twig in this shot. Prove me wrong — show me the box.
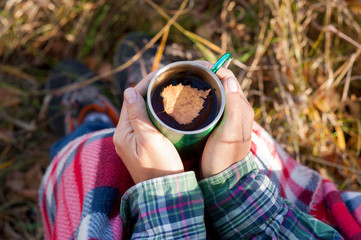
[145,0,224,55]
[306,156,361,176]
[27,0,189,97]
[332,50,361,88]
[257,70,272,133]
[341,50,359,102]
[0,64,39,87]
[0,112,36,132]
[270,56,301,162]
[152,25,170,71]
[312,21,361,51]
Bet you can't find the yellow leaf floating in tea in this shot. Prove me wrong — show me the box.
[161,83,211,125]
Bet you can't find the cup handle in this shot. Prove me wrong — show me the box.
[210,52,232,73]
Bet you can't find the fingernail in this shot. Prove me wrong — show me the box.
[227,78,239,92]
[124,88,137,104]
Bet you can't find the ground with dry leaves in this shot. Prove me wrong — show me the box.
[1,0,361,239]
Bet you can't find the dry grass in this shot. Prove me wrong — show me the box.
[1,0,361,238]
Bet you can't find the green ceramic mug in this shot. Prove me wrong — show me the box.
[146,53,231,152]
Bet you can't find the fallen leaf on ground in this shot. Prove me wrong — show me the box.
[0,88,21,108]
[97,62,113,82]
[161,83,211,125]
[84,56,101,72]
[0,128,15,144]
[6,171,25,193]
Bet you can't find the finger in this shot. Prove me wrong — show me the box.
[118,101,127,124]
[134,70,158,97]
[195,60,246,98]
[219,77,254,142]
[117,101,132,133]
[123,87,159,139]
[222,75,246,99]
[114,102,132,149]
[224,77,253,109]
[194,60,235,80]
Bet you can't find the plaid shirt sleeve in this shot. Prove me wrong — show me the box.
[199,152,343,239]
[120,171,206,239]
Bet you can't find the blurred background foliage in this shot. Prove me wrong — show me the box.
[0,0,361,238]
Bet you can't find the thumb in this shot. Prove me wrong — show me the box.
[124,87,155,136]
[220,77,252,142]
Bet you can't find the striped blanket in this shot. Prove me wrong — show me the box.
[39,121,361,239]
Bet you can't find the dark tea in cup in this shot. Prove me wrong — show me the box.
[150,71,219,131]
[147,61,225,150]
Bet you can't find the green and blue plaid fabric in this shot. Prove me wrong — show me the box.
[121,172,206,239]
[199,153,343,239]
[121,153,342,239]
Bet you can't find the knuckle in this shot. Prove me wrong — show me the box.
[137,136,148,148]
[113,128,134,151]
[219,132,249,144]
[228,106,241,120]
[223,68,234,77]
[239,97,254,119]
[113,134,124,155]
[113,130,122,146]
[127,110,137,121]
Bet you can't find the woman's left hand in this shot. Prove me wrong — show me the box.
[195,61,254,179]
[113,72,184,184]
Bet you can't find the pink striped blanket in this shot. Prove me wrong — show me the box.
[39,121,361,239]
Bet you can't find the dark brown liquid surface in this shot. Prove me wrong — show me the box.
[151,72,219,131]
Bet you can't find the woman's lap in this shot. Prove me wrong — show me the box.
[45,120,361,237]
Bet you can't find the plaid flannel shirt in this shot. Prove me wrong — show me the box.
[120,153,342,239]
[42,126,359,239]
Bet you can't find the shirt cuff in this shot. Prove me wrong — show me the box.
[120,171,205,238]
[199,152,257,187]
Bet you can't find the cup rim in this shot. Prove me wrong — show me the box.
[146,61,226,135]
